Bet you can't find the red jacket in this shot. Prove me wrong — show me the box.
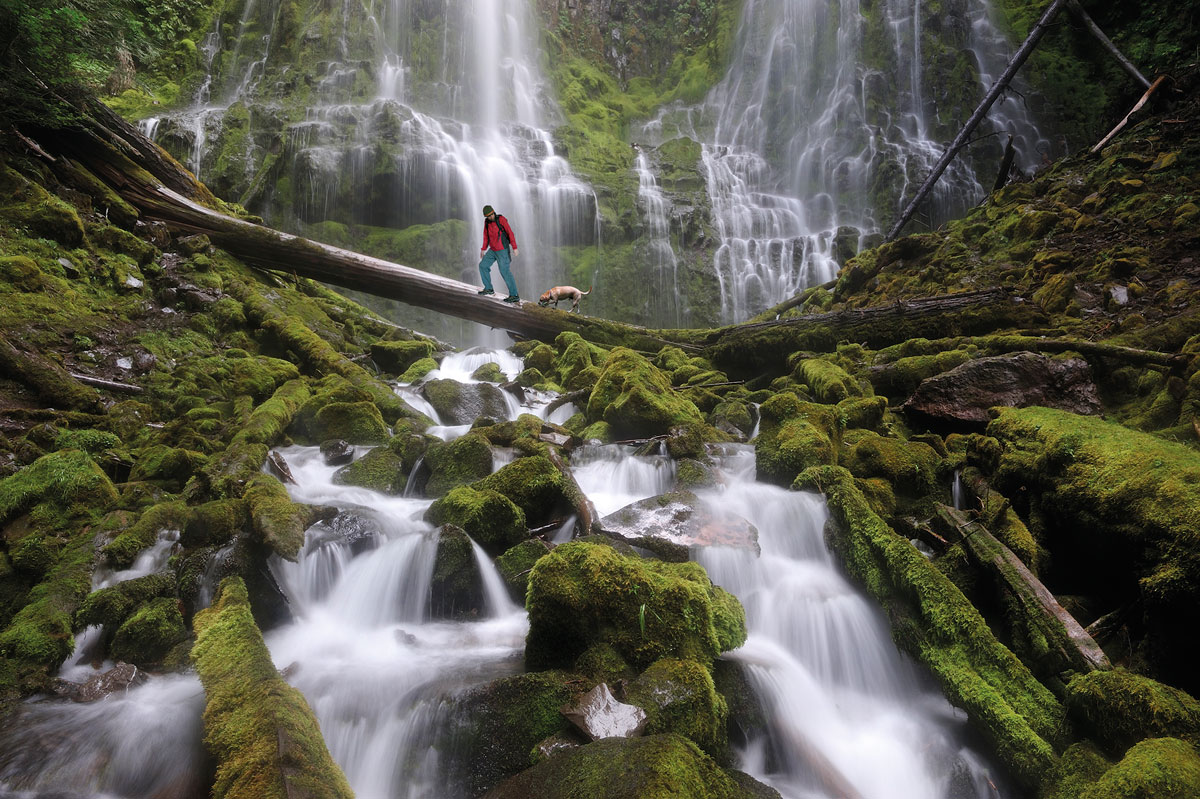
[482,215,517,251]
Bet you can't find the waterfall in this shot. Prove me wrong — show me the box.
[693,449,1006,798]
[638,0,1047,323]
[147,0,598,345]
[635,149,685,327]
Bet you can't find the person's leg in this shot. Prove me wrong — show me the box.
[478,250,497,292]
[496,248,518,297]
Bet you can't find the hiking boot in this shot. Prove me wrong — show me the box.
[502,295,520,303]
[477,288,495,296]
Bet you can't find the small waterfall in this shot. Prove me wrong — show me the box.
[471,539,521,617]
[694,453,1006,798]
[93,528,180,590]
[570,443,676,516]
[195,542,237,610]
[635,149,684,326]
[952,469,967,511]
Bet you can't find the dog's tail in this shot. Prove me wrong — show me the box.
[581,285,593,295]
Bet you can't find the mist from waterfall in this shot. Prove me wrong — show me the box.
[638,0,1047,323]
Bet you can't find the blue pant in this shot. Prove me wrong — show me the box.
[478,248,518,296]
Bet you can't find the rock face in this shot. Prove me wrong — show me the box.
[560,683,647,741]
[600,491,758,561]
[901,352,1101,427]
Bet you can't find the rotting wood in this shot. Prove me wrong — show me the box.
[886,0,1073,241]
[1091,75,1171,154]
[939,504,1111,675]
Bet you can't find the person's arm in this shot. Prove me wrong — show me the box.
[481,224,488,254]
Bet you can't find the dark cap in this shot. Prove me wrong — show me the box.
[482,205,494,216]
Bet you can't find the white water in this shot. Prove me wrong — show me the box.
[571,443,677,516]
[634,149,685,326]
[693,449,1003,799]
[637,0,1046,323]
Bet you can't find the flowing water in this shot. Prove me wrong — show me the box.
[0,349,1005,798]
[637,0,1047,323]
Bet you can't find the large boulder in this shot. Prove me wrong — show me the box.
[753,393,837,486]
[626,658,729,759]
[586,348,705,439]
[425,486,527,555]
[473,455,575,529]
[1065,670,1200,758]
[428,525,484,620]
[424,433,494,497]
[525,542,746,672]
[600,491,758,561]
[423,378,511,425]
[902,352,1101,428]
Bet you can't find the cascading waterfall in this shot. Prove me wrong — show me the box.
[693,450,1005,799]
[145,0,598,345]
[0,349,1008,798]
[635,149,685,327]
[638,0,1047,323]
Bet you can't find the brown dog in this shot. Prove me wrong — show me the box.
[538,285,592,312]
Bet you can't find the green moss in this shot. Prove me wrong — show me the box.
[0,449,119,528]
[573,642,635,684]
[753,393,838,486]
[182,498,249,550]
[75,572,176,631]
[370,339,435,375]
[424,433,494,497]
[525,542,746,672]
[426,486,527,556]
[52,428,121,454]
[841,430,940,496]
[102,501,189,568]
[191,578,353,799]
[1043,742,1114,799]
[311,400,388,445]
[244,474,313,561]
[233,379,311,446]
[399,357,438,382]
[496,539,552,601]
[473,455,571,529]
[483,734,758,799]
[1066,670,1200,757]
[332,445,407,494]
[429,524,483,619]
[1080,737,1200,799]
[627,658,729,760]
[109,596,188,666]
[791,357,865,403]
[128,444,208,488]
[795,465,1062,791]
[587,348,704,439]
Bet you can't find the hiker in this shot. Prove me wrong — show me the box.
[477,205,520,303]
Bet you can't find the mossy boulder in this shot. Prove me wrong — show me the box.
[473,455,573,529]
[101,501,189,568]
[790,357,865,403]
[182,499,249,549]
[1066,670,1200,757]
[554,331,608,389]
[496,539,552,602]
[482,734,772,799]
[587,348,705,440]
[128,445,208,489]
[424,433,494,497]
[840,430,940,496]
[626,658,729,760]
[244,474,314,561]
[429,524,484,620]
[370,339,435,375]
[753,393,837,486]
[311,401,389,444]
[524,343,557,374]
[399,357,438,382]
[452,670,580,797]
[986,407,1200,691]
[191,578,354,799]
[75,572,176,634]
[0,449,119,528]
[423,378,511,425]
[837,395,888,430]
[332,446,408,494]
[426,486,527,555]
[109,596,188,666]
[525,542,746,672]
[1078,737,1200,799]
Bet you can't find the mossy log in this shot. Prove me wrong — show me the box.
[0,333,102,411]
[938,505,1111,680]
[191,578,354,799]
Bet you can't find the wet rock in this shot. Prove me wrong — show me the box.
[369,339,435,375]
[320,439,355,466]
[600,491,758,561]
[533,731,584,760]
[73,662,147,702]
[902,352,1101,428]
[429,524,484,620]
[422,378,511,425]
[57,256,81,279]
[561,682,647,741]
[174,233,211,255]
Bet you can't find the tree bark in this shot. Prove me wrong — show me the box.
[1066,0,1151,90]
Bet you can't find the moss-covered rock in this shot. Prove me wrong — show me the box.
[425,486,527,556]
[75,572,176,633]
[370,339,435,375]
[473,455,572,529]
[482,734,771,799]
[429,524,484,620]
[109,596,188,666]
[496,538,552,602]
[182,498,249,550]
[626,658,729,760]
[1066,670,1200,757]
[587,348,704,439]
[424,432,494,497]
[128,445,208,489]
[1079,737,1200,799]
[101,501,189,568]
[244,474,314,561]
[0,449,119,528]
[753,393,837,486]
[332,445,408,494]
[841,430,940,496]
[525,542,746,672]
[423,378,511,425]
[311,400,389,445]
[791,357,865,403]
[191,578,354,799]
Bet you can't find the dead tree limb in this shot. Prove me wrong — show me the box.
[1091,75,1170,154]
[1066,0,1151,90]
[68,372,145,394]
[886,0,1073,242]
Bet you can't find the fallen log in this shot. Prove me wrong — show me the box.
[1091,75,1170,154]
[68,372,144,394]
[937,505,1111,678]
